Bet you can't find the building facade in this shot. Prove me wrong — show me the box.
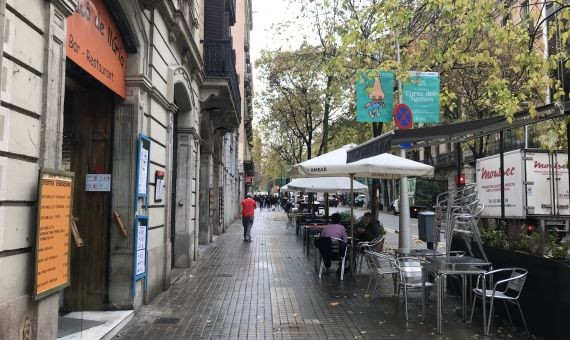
[0,0,250,338]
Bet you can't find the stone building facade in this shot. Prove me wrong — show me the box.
[0,0,251,339]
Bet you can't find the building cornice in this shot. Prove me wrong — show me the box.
[158,1,204,84]
[50,0,77,17]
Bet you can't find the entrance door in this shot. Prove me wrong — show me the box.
[62,73,114,311]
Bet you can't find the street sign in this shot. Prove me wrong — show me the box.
[393,104,413,129]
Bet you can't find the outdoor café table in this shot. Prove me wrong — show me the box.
[395,248,442,258]
[294,212,315,235]
[421,261,488,335]
[303,224,325,256]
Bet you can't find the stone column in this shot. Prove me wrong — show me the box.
[172,129,195,267]
[35,1,76,339]
[199,152,212,244]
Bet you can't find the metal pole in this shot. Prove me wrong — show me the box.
[499,131,505,219]
[350,174,355,274]
[396,37,412,249]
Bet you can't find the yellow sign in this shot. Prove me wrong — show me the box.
[66,0,128,98]
[34,170,74,299]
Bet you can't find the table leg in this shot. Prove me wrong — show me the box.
[462,274,467,322]
[482,275,487,335]
[422,268,426,322]
[436,275,442,334]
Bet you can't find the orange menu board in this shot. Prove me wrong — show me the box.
[66,0,127,98]
[34,171,74,300]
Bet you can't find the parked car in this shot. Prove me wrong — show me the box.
[355,194,366,207]
[392,198,399,215]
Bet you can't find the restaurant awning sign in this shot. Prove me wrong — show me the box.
[67,0,128,98]
[402,72,440,123]
[356,70,395,122]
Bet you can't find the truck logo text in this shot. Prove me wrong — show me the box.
[533,161,567,170]
[480,167,515,180]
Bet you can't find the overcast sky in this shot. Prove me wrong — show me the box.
[250,0,307,121]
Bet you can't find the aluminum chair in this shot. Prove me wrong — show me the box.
[318,237,348,281]
[357,236,385,273]
[395,257,435,322]
[363,250,398,300]
[470,268,529,335]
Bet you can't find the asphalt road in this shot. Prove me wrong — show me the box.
[330,206,420,236]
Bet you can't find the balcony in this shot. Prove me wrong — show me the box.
[202,39,242,130]
[435,152,457,167]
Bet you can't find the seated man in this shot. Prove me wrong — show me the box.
[316,213,347,270]
[357,212,383,242]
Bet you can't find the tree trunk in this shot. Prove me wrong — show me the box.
[321,76,333,155]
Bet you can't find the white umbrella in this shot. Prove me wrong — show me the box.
[289,144,434,275]
[281,177,368,193]
[290,144,434,179]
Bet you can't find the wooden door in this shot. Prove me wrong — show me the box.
[63,84,113,311]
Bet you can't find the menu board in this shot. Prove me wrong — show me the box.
[34,170,74,300]
[134,216,147,277]
[137,134,150,197]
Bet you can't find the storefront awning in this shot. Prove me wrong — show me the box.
[347,102,569,163]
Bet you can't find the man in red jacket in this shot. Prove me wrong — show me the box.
[240,193,256,242]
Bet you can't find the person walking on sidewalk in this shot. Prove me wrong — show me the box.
[240,193,256,242]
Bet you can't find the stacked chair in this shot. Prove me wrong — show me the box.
[432,183,488,262]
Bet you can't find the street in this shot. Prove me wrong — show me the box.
[330,207,420,237]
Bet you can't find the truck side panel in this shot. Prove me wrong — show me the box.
[476,150,525,218]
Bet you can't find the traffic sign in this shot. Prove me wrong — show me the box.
[393,103,413,129]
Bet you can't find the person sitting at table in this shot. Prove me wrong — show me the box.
[315,213,347,270]
[357,212,383,242]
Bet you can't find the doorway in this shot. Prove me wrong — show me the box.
[62,62,114,311]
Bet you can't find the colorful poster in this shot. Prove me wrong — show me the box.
[356,70,395,122]
[402,72,440,123]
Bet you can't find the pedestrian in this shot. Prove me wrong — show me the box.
[240,193,256,242]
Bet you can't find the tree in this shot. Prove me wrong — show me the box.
[256,45,343,161]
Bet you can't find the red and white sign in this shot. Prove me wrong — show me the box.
[245,176,253,185]
[476,150,524,218]
[476,149,569,218]
[525,152,569,216]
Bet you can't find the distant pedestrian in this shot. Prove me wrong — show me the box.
[240,193,256,242]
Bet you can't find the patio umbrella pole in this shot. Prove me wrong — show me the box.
[350,174,355,275]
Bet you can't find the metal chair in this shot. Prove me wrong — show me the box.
[357,236,385,273]
[394,257,435,322]
[364,250,398,300]
[470,268,529,335]
[318,237,348,281]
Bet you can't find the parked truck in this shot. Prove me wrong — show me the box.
[392,178,448,217]
[475,149,569,233]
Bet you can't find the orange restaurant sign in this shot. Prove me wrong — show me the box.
[66,0,127,98]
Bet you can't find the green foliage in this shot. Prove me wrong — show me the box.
[480,226,509,249]
[551,237,570,260]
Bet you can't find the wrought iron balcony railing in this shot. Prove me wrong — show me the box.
[203,39,241,118]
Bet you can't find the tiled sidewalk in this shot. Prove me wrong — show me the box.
[116,210,524,339]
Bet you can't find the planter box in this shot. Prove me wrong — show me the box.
[452,239,570,340]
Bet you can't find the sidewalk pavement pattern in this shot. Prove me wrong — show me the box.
[116,210,525,339]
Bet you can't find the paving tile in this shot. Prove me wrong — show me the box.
[116,209,526,339]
